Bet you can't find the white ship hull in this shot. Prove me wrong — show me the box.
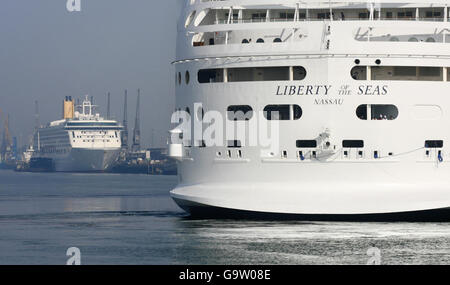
[50,148,120,172]
[171,161,450,220]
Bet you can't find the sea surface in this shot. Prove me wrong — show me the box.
[0,169,450,265]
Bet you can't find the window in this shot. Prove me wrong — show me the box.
[264,105,289,120]
[228,67,289,82]
[293,66,307,80]
[251,12,266,21]
[199,66,306,83]
[185,71,190,84]
[359,13,368,19]
[350,66,367,80]
[296,140,317,148]
[227,140,242,148]
[227,105,253,121]
[394,66,416,76]
[273,38,282,43]
[398,11,413,19]
[353,66,444,81]
[280,12,295,20]
[356,104,399,120]
[317,13,330,19]
[425,140,443,148]
[256,38,264,43]
[343,140,364,148]
[263,105,302,120]
[198,69,224,83]
[356,105,367,120]
[419,67,441,77]
[242,39,249,44]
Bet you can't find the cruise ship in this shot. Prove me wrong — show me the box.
[169,0,450,220]
[33,96,122,172]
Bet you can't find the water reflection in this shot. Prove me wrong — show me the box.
[171,219,450,265]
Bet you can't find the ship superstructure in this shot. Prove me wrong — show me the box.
[169,0,450,220]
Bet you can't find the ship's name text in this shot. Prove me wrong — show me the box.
[276,85,331,96]
[275,85,388,96]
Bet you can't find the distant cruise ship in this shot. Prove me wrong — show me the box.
[33,96,122,172]
[169,0,450,220]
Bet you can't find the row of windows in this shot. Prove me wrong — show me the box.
[179,104,400,123]
[177,64,449,87]
[212,147,442,161]
[352,65,450,81]
[228,104,398,121]
[295,140,443,149]
[189,6,450,27]
[198,67,306,83]
[193,139,443,154]
[176,67,307,86]
[180,104,399,121]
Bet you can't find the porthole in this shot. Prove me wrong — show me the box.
[185,71,190,85]
[375,59,381,65]
[263,105,302,120]
[178,72,182,85]
[354,59,360,65]
[356,104,399,120]
[351,66,367,80]
[227,105,253,121]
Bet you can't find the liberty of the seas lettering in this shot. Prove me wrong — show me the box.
[276,85,332,96]
[357,85,388,95]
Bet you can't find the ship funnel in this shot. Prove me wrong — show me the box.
[63,96,75,119]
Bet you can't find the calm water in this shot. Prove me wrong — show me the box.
[0,169,450,265]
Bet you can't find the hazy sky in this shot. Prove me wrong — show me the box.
[0,0,182,148]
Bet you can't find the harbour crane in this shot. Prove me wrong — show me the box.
[0,108,13,161]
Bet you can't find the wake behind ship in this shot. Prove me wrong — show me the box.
[33,96,122,172]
